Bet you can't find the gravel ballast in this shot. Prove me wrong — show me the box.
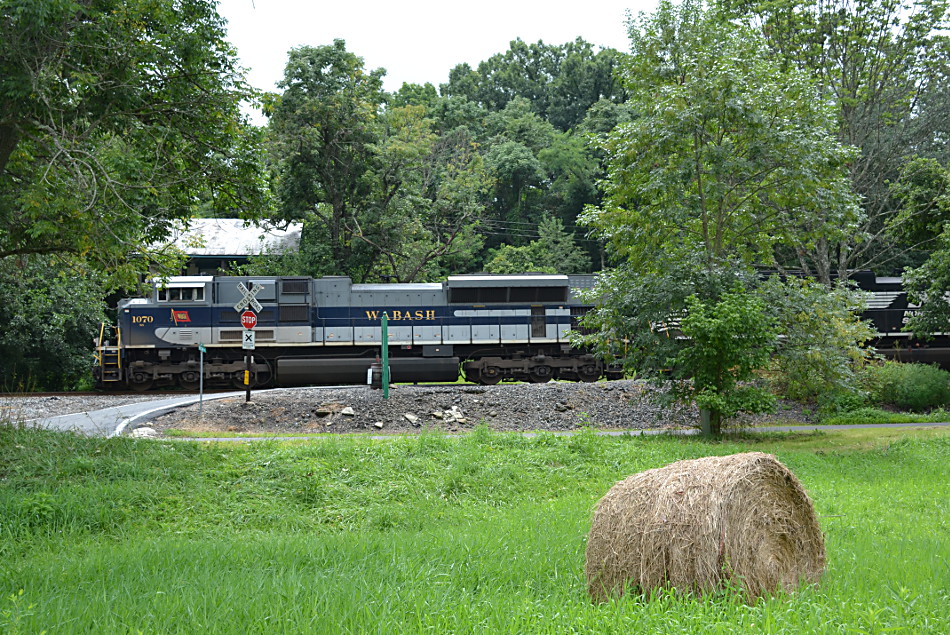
[149,380,812,436]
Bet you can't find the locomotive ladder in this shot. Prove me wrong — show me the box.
[95,323,123,382]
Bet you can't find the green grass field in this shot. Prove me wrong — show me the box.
[1,423,947,633]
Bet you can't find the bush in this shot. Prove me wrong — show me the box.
[864,362,950,411]
[817,390,867,416]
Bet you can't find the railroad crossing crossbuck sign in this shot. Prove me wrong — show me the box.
[234,282,264,313]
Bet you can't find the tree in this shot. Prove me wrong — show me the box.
[484,215,591,274]
[722,0,950,277]
[582,0,859,278]
[270,46,493,283]
[671,286,777,435]
[351,109,492,282]
[442,38,625,131]
[578,0,860,430]
[758,275,875,403]
[0,255,106,390]
[0,0,268,285]
[888,158,950,335]
[268,40,387,279]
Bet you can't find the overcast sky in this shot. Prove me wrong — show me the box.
[216,0,660,97]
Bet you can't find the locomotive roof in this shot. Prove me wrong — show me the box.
[447,274,569,287]
[152,276,213,286]
[352,283,444,292]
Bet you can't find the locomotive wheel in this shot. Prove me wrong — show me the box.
[577,365,600,383]
[129,371,153,392]
[253,359,273,387]
[230,360,273,389]
[528,365,552,383]
[177,370,201,391]
[231,370,250,389]
[478,367,502,385]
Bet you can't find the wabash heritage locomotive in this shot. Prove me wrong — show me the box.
[94,274,623,391]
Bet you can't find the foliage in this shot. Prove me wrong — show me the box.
[583,0,858,277]
[668,286,778,434]
[584,1,854,278]
[888,157,950,336]
[268,40,387,279]
[442,38,625,131]
[579,0,859,431]
[0,0,269,286]
[0,256,106,390]
[757,276,875,402]
[483,216,591,274]
[269,42,492,282]
[863,361,950,411]
[354,111,492,282]
[723,0,950,278]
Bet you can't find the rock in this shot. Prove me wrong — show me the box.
[555,403,568,412]
[404,413,420,424]
[431,411,444,419]
[130,426,158,438]
[341,407,355,416]
[314,408,332,417]
[374,421,384,429]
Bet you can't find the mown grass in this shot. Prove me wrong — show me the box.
[1,423,947,633]
[820,407,950,426]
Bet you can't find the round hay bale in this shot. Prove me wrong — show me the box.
[585,452,825,602]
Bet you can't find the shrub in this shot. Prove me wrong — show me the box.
[864,362,950,411]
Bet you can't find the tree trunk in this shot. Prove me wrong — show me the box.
[0,124,20,174]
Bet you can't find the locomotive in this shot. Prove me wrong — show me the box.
[93,273,622,390]
[92,271,949,391]
[852,271,950,369]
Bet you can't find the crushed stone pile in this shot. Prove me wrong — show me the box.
[150,380,812,436]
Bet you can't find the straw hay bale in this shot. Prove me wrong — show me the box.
[585,452,825,602]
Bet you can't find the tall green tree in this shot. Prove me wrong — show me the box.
[269,40,387,279]
[351,107,492,282]
[0,0,268,285]
[579,0,860,430]
[583,0,858,277]
[723,0,950,277]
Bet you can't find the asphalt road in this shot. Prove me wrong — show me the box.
[28,392,246,437]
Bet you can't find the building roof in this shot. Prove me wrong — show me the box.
[167,219,302,257]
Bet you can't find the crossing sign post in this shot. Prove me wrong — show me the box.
[234,282,263,403]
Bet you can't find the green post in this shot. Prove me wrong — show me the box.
[381,312,390,399]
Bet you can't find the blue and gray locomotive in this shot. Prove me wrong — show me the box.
[94,273,621,390]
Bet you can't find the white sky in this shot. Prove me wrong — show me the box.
[216,0,659,97]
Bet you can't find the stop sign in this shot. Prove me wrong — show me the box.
[240,310,257,329]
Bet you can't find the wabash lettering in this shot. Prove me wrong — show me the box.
[364,309,437,321]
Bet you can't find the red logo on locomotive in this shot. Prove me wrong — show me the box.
[171,310,191,323]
